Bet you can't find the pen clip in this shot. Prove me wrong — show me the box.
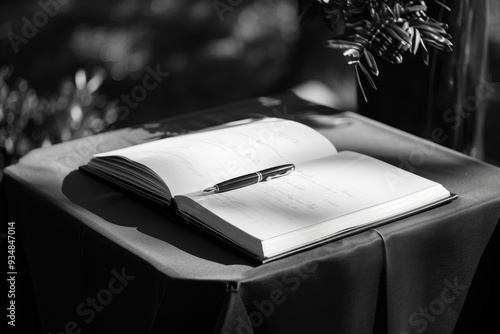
[265,168,294,181]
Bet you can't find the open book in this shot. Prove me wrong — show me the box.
[81,118,455,262]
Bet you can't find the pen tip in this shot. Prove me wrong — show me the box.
[204,187,217,193]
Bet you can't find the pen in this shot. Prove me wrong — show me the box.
[203,164,295,193]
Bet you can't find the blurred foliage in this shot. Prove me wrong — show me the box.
[0,0,355,173]
[0,0,304,113]
[0,65,119,170]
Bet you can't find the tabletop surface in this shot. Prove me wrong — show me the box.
[4,93,500,333]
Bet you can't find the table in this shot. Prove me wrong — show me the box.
[2,92,499,334]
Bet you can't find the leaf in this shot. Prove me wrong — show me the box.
[405,5,427,13]
[422,38,449,51]
[420,39,430,65]
[378,30,394,45]
[413,23,447,35]
[412,28,422,54]
[363,50,379,76]
[343,48,362,64]
[358,61,377,90]
[324,39,364,51]
[388,23,411,42]
[434,0,452,11]
[354,35,369,44]
[380,53,397,65]
[425,19,448,30]
[384,27,411,48]
[384,4,396,19]
[355,65,368,103]
[394,3,402,18]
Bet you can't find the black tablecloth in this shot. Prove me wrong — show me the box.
[3,93,499,334]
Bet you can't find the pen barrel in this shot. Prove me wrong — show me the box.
[216,173,260,192]
[214,165,294,193]
[260,165,294,179]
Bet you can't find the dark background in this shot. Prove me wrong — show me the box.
[0,0,355,168]
[0,0,499,171]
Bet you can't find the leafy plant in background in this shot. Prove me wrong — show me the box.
[0,66,118,176]
[299,0,453,101]
[0,0,301,175]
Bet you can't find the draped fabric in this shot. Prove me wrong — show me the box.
[3,93,499,334]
